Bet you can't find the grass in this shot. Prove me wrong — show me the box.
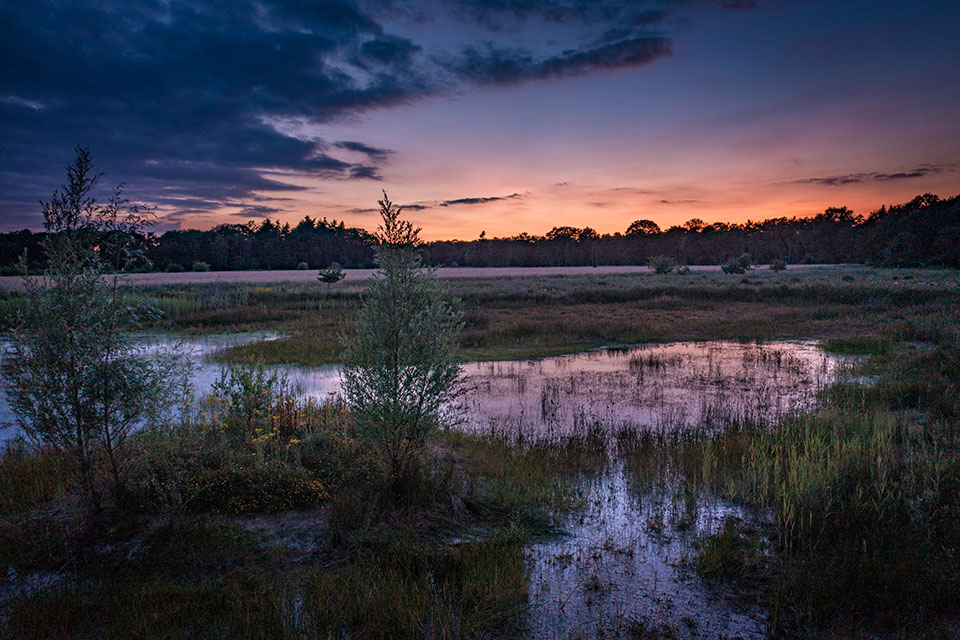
[2,266,960,637]
[0,366,607,639]
[3,265,954,366]
[616,335,960,637]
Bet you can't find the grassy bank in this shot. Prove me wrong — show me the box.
[0,369,608,639]
[2,268,959,637]
[2,265,950,366]
[618,331,960,637]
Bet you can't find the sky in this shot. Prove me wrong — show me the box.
[1,0,959,240]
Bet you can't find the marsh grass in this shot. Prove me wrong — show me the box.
[616,337,960,635]
[5,267,955,367]
[0,377,608,639]
[3,268,960,638]
[0,441,72,513]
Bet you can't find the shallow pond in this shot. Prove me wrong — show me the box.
[0,336,845,637]
[1,336,837,446]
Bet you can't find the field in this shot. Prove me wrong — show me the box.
[2,265,960,639]
[0,263,844,291]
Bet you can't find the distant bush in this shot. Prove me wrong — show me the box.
[647,255,676,274]
[770,259,787,272]
[191,261,210,272]
[675,265,690,275]
[296,261,310,270]
[317,262,345,285]
[722,253,753,274]
[165,262,185,273]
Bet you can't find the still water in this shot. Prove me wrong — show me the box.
[0,335,845,637]
[0,336,838,445]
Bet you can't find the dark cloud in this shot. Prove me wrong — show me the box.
[358,35,421,66]
[873,164,946,181]
[347,202,429,213]
[794,174,865,186]
[429,0,671,31]
[0,0,750,229]
[722,0,759,11]
[446,37,671,85]
[794,163,952,187]
[230,204,284,218]
[347,165,384,180]
[335,140,394,162]
[0,0,431,227]
[439,193,521,206]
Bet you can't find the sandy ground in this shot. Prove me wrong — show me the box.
[0,264,846,290]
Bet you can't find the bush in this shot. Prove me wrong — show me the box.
[130,445,328,514]
[647,255,675,274]
[317,262,345,284]
[1,148,186,511]
[770,259,787,272]
[296,261,310,270]
[191,261,210,272]
[208,364,286,435]
[721,253,753,274]
[165,262,185,273]
[675,264,690,275]
[341,192,462,483]
[185,462,326,514]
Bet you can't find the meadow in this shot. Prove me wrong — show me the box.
[1,265,959,638]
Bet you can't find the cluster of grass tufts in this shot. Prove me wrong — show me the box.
[0,360,608,639]
[611,316,960,635]
[672,330,960,635]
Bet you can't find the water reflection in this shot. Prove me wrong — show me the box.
[0,335,844,637]
[526,464,767,639]
[459,340,839,442]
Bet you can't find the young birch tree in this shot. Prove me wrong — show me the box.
[340,191,462,483]
[2,147,183,511]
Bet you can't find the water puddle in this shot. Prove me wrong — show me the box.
[0,336,847,637]
[459,340,839,441]
[527,466,765,639]
[453,341,844,638]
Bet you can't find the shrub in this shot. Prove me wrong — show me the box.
[208,364,286,435]
[675,264,690,275]
[647,255,675,274]
[296,261,310,270]
[1,148,186,510]
[770,259,787,272]
[341,192,462,484]
[317,262,345,284]
[721,253,753,274]
[165,262,185,273]
[191,261,210,272]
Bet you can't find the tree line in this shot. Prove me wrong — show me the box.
[1,192,957,273]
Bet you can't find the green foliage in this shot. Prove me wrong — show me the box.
[191,260,210,272]
[647,255,676,274]
[721,253,753,274]
[770,258,787,271]
[165,262,185,272]
[302,529,528,639]
[317,261,345,284]
[341,192,463,482]
[0,147,185,510]
[693,517,767,581]
[209,364,286,435]
[296,260,310,270]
